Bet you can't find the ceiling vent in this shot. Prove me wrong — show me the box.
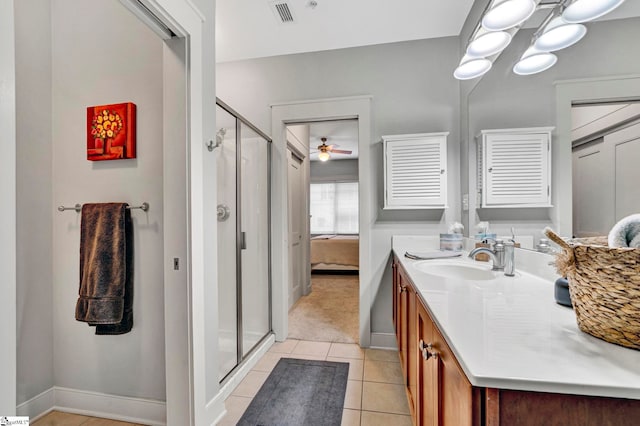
[269,1,296,24]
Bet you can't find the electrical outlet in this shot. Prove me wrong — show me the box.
[462,193,469,211]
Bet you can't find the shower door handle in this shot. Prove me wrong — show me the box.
[240,232,247,250]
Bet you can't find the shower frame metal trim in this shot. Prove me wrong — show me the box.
[216,98,273,384]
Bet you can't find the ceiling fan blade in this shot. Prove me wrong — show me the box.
[330,149,352,154]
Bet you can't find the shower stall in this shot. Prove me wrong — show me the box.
[216,99,272,382]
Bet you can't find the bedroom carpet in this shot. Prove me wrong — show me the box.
[237,358,349,426]
[288,274,359,343]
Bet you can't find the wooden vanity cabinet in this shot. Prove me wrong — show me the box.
[394,255,477,425]
[393,256,640,426]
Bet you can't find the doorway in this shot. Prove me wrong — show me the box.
[271,96,372,347]
[571,101,640,237]
[286,119,360,343]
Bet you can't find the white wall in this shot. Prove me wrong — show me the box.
[310,159,358,183]
[466,17,640,240]
[0,0,17,415]
[51,0,165,400]
[15,0,54,406]
[217,36,461,338]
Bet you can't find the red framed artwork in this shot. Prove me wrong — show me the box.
[87,102,136,161]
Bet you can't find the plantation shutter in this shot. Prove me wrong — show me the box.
[383,133,448,209]
[482,130,552,207]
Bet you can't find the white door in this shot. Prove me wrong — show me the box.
[614,133,640,221]
[288,150,304,309]
[572,140,613,237]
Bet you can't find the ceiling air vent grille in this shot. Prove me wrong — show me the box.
[270,1,295,24]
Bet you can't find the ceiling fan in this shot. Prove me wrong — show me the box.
[314,137,352,161]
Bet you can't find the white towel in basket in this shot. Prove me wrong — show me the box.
[608,214,640,248]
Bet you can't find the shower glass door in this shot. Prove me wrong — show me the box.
[240,123,270,356]
[216,100,272,382]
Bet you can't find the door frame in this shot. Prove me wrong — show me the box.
[119,1,223,424]
[555,74,640,236]
[286,125,312,301]
[271,96,373,346]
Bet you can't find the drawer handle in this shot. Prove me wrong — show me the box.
[419,340,438,361]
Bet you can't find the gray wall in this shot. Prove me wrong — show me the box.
[15,0,53,404]
[15,0,54,406]
[51,0,165,399]
[466,17,640,239]
[218,36,462,337]
[310,159,358,183]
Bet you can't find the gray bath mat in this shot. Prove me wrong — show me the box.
[237,358,349,426]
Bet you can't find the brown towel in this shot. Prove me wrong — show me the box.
[75,203,134,335]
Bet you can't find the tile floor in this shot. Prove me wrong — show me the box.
[32,410,145,426]
[217,339,412,426]
[31,340,409,426]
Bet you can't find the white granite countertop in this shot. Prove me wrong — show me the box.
[393,235,640,400]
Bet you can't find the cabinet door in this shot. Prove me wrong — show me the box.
[417,300,438,426]
[397,267,409,374]
[392,258,399,339]
[383,133,448,209]
[481,129,552,208]
[433,322,474,425]
[407,283,418,415]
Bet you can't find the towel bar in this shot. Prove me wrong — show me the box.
[57,202,149,213]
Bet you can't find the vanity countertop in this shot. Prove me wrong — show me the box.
[393,235,640,400]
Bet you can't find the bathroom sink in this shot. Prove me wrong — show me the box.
[413,260,497,281]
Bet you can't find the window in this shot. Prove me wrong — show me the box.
[310,182,359,234]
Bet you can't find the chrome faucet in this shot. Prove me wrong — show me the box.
[468,239,515,276]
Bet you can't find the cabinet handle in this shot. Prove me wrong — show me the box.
[398,284,407,294]
[419,339,438,361]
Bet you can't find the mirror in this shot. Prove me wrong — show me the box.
[464,6,640,248]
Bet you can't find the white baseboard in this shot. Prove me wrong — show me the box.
[370,332,397,350]
[16,386,166,425]
[16,387,55,421]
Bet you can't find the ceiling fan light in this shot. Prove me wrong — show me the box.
[454,57,492,80]
[534,17,587,51]
[467,30,513,57]
[318,151,330,161]
[482,0,537,31]
[562,0,626,23]
[513,49,558,75]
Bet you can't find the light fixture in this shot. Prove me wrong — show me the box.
[455,0,624,80]
[454,55,493,80]
[562,0,626,23]
[467,29,513,57]
[318,151,330,162]
[534,16,587,51]
[482,0,537,31]
[513,47,558,75]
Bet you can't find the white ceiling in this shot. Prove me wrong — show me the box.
[308,120,358,162]
[218,1,640,158]
[216,0,640,64]
[216,0,476,63]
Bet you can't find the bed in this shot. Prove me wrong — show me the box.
[310,235,359,271]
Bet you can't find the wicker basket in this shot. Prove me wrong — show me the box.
[544,228,640,350]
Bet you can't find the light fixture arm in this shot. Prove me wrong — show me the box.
[531,0,573,40]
